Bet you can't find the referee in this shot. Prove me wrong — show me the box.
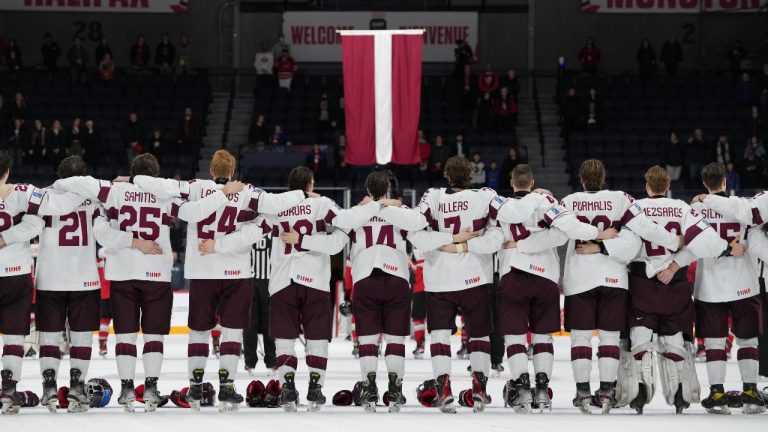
[244,232,276,374]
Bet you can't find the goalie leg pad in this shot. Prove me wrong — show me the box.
[658,334,700,405]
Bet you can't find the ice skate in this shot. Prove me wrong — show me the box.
[244,365,256,377]
[306,372,326,412]
[187,368,205,411]
[596,381,617,414]
[504,373,532,414]
[701,385,730,415]
[491,363,505,377]
[435,374,456,413]
[387,373,406,413]
[673,385,690,414]
[352,342,359,359]
[41,368,58,413]
[470,371,490,412]
[741,383,766,415]
[142,377,162,412]
[118,379,136,413]
[361,372,378,413]
[279,372,299,412]
[629,383,649,415]
[455,343,469,360]
[412,340,425,360]
[533,373,552,412]
[66,369,90,413]
[572,382,592,414]
[1,370,22,415]
[218,369,244,413]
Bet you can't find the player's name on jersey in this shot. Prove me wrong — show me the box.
[438,201,468,213]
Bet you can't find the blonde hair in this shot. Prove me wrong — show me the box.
[644,165,670,195]
[210,149,236,179]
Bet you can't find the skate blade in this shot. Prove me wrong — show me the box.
[601,402,612,415]
[388,403,402,413]
[145,402,158,412]
[219,402,240,413]
[512,404,531,414]
[363,402,377,413]
[282,401,298,413]
[1,401,20,415]
[189,400,201,412]
[413,354,424,360]
[67,402,88,413]
[577,402,592,414]
[307,401,322,412]
[439,403,457,414]
[473,402,486,413]
[46,401,57,413]
[706,406,731,415]
[742,404,766,415]
[121,402,135,413]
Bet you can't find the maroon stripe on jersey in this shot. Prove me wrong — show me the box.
[385,343,405,357]
[70,346,92,360]
[219,342,241,356]
[472,217,488,231]
[188,343,209,358]
[737,347,759,361]
[349,230,357,243]
[107,207,119,220]
[488,203,498,221]
[2,345,24,358]
[97,185,111,203]
[259,219,272,233]
[633,350,648,361]
[706,349,727,362]
[143,341,164,354]
[237,210,258,223]
[430,343,451,357]
[400,229,408,241]
[682,223,704,246]
[39,345,61,359]
[306,355,328,370]
[43,215,53,228]
[752,207,764,225]
[619,208,638,228]
[663,352,684,362]
[506,344,527,357]
[570,346,592,361]
[170,202,180,218]
[12,213,23,225]
[423,208,434,225]
[162,214,173,226]
[597,345,619,360]
[533,343,554,355]
[470,339,491,353]
[27,201,40,215]
[115,343,137,357]
[271,224,280,238]
[324,209,337,224]
[358,344,378,358]
[248,197,259,213]
[277,355,298,370]
[316,219,327,233]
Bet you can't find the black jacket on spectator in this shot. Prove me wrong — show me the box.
[500,152,527,190]
[81,126,102,164]
[685,139,711,164]
[663,140,685,166]
[248,122,268,146]
[41,40,61,71]
[711,141,737,166]
[95,43,112,63]
[155,41,176,66]
[501,76,520,100]
[7,124,30,153]
[122,121,143,147]
[746,115,766,139]
[636,46,656,76]
[660,41,683,68]
[67,45,88,67]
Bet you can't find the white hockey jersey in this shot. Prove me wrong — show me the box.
[54,176,230,282]
[691,195,758,303]
[133,176,304,280]
[560,190,679,296]
[0,184,58,277]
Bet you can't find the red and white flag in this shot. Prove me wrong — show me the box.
[340,30,423,166]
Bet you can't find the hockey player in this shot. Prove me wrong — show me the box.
[131,149,306,412]
[686,163,765,414]
[560,159,681,414]
[53,153,243,412]
[621,165,739,414]
[410,249,427,359]
[409,156,558,413]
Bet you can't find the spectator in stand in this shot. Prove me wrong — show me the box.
[9,92,28,121]
[418,130,431,173]
[122,112,144,157]
[470,152,485,187]
[41,32,61,73]
[560,87,582,138]
[746,105,766,139]
[500,147,526,191]
[685,128,710,180]
[727,40,747,75]
[578,37,601,77]
[317,94,332,142]
[501,69,520,101]
[660,34,683,76]
[454,39,474,76]
[738,72,757,106]
[81,119,101,164]
[176,107,200,152]
[94,36,112,64]
[453,133,468,159]
[148,128,164,162]
[69,118,81,148]
[5,38,22,67]
[745,135,767,159]
[47,119,67,168]
[275,49,297,90]
[477,91,494,131]
[7,49,21,72]
[155,32,176,75]
[636,38,656,78]
[743,136,766,187]
[8,118,29,161]
[305,143,327,176]
[493,87,517,131]
[129,35,151,74]
[334,134,348,181]
[335,96,346,130]
[663,131,685,181]
[460,64,477,112]
[712,133,736,166]
[585,87,600,127]
[270,124,287,146]
[248,114,268,146]
[271,34,291,59]
[478,64,500,97]
[725,161,741,192]
[254,42,274,75]
[98,53,115,81]
[67,37,88,84]
[27,119,45,164]
[486,160,500,189]
[177,34,190,75]
[431,135,451,174]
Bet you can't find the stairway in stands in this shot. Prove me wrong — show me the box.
[196,92,231,177]
[516,93,571,200]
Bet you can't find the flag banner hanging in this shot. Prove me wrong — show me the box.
[341,30,423,166]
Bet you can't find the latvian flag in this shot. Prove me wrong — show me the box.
[339,30,423,166]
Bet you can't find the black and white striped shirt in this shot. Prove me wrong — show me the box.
[253,234,272,280]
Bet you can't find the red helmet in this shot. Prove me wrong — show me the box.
[246,380,266,407]
[332,389,354,406]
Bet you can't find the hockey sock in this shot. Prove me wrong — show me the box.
[142,334,164,378]
[2,335,24,379]
[275,338,297,385]
[306,339,329,386]
[504,334,528,378]
[736,337,759,384]
[115,333,138,381]
[469,336,491,375]
[69,331,93,379]
[413,319,426,345]
[429,329,452,377]
[383,334,406,379]
[629,326,654,359]
[98,318,110,344]
[704,337,727,386]
[351,316,358,344]
[188,330,210,378]
[358,334,379,379]
[532,333,554,378]
[219,326,243,377]
[570,330,593,383]
[39,331,63,378]
[597,330,620,383]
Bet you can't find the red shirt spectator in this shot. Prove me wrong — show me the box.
[578,37,601,76]
[478,64,499,95]
[493,88,517,117]
[275,50,297,89]
[417,130,431,171]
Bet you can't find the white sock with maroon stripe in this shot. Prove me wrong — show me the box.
[219,326,242,378]
[469,336,491,375]
[38,331,62,378]
[115,333,138,381]
[597,330,620,382]
[69,331,93,379]
[429,330,452,377]
[736,337,759,384]
[704,337,727,386]
[275,338,297,385]
[570,330,593,383]
[306,339,329,386]
[358,334,379,379]
[188,330,210,379]
[2,335,25,380]
[504,334,528,378]
[383,334,405,378]
[532,333,554,378]
[142,334,164,378]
